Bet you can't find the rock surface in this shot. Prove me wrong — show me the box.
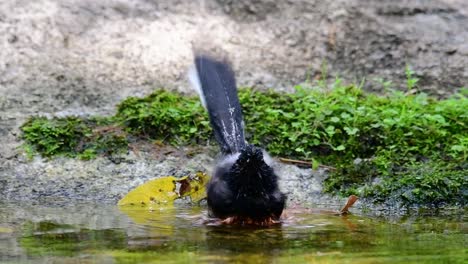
[0,0,466,206]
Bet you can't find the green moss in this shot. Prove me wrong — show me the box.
[21,116,128,159]
[20,84,467,207]
[21,117,92,157]
[116,90,211,145]
[371,162,467,206]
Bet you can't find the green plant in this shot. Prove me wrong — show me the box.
[374,77,393,92]
[20,81,468,207]
[21,117,128,159]
[405,64,419,91]
[115,90,211,145]
[21,117,92,157]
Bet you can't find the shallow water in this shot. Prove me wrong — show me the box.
[0,202,466,264]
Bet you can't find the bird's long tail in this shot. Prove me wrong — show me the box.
[189,54,246,154]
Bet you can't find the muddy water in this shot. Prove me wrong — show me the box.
[0,202,465,263]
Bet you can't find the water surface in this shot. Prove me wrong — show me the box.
[0,202,466,263]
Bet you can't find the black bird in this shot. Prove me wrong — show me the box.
[189,53,286,224]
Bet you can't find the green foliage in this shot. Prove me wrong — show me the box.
[21,117,92,157]
[370,162,467,206]
[77,132,128,160]
[21,116,128,159]
[405,64,419,91]
[20,80,468,207]
[115,90,211,145]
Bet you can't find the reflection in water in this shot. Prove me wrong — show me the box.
[0,202,465,263]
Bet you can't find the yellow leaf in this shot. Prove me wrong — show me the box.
[178,172,209,203]
[117,173,210,208]
[118,176,179,208]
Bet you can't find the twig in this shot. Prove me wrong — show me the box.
[279,157,336,171]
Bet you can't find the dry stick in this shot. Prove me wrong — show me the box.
[279,157,336,171]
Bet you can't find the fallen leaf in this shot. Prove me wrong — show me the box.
[118,176,179,207]
[179,172,209,203]
[117,172,209,208]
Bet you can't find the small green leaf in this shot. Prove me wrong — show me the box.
[344,127,359,136]
[335,145,345,151]
[311,158,320,170]
[295,147,304,153]
[326,125,335,136]
[340,112,351,120]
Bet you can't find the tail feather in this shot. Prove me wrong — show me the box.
[188,65,207,109]
[190,54,246,154]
